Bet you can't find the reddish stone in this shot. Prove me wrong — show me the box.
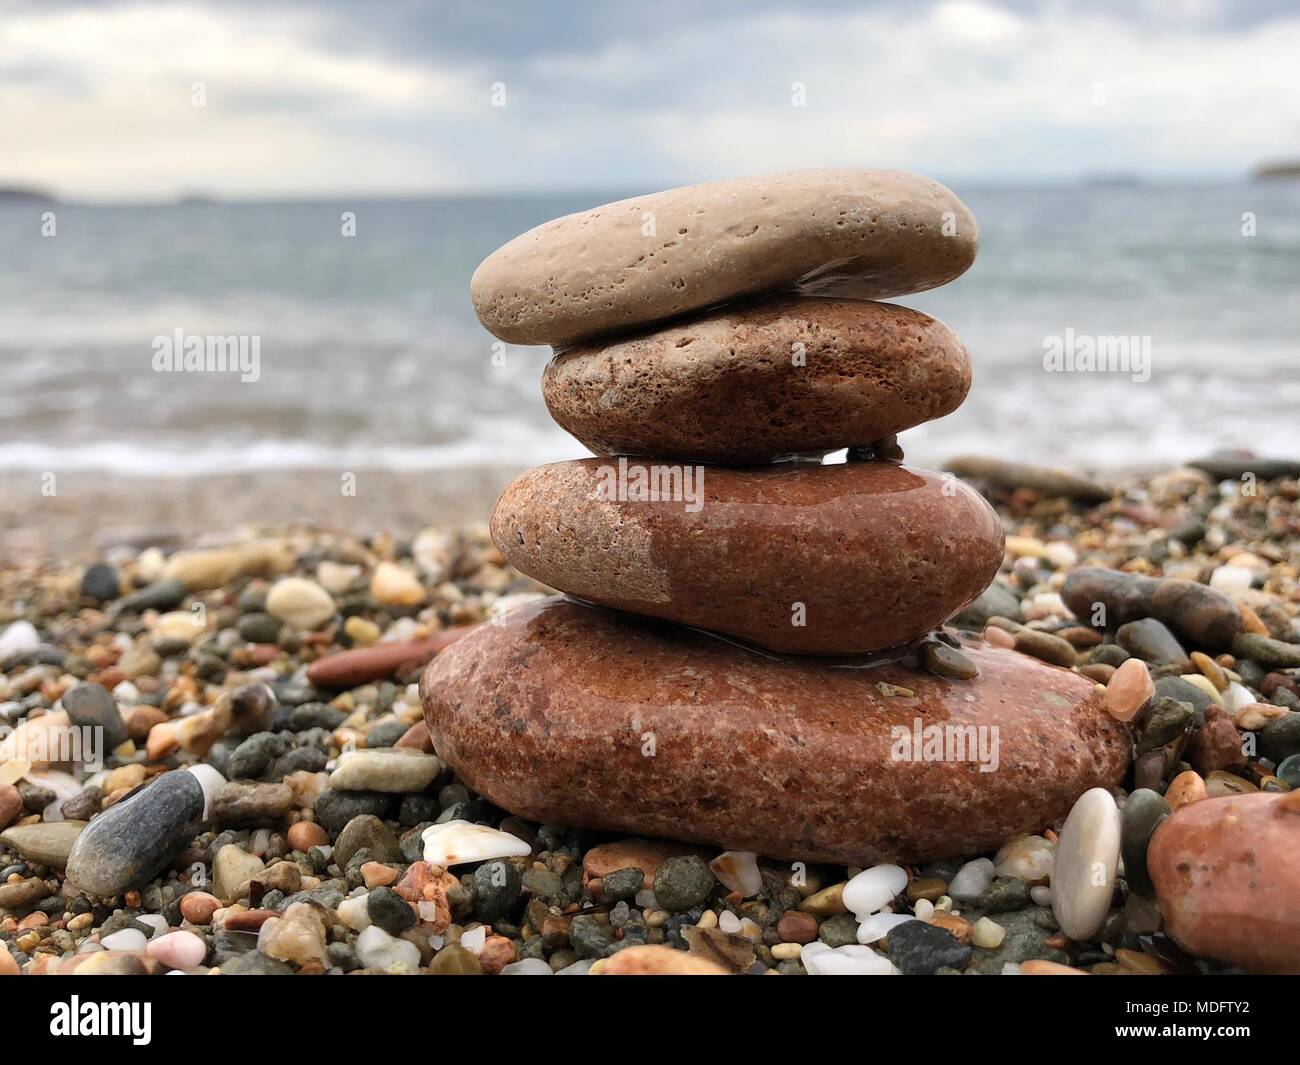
[306,629,472,689]
[394,721,433,752]
[123,705,168,741]
[544,298,970,466]
[223,909,278,932]
[477,935,517,975]
[1186,705,1246,774]
[0,784,21,831]
[776,910,819,944]
[243,644,280,666]
[421,598,1130,866]
[491,461,1003,656]
[92,667,127,689]
[1149,792,1300,973]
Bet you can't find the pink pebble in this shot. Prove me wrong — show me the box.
[146,930,207,969]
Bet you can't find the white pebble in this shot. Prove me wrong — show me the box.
[256,917,280,952]
[856,911,915,944]
[555,958,597,975]
[1209,565,1253,593]
[136,914,169,939]
[994,835,1055,882]
[421,820,531,867]
[801,941,899,976]
[1001,962,1023,975]
[1222,681,1256,713]
[100,929,148,953]
[337,895,372,931]
[971,916,1006,949]
[913,898,935,922]
[499,958,552,975]
[356,925,420,972]
[842,864,907,919]
[709,850,762,897]
[1044,542,1079,570]
[1051,787,1121,941]
[459,925,487,955]
[0,620,39,657]
[1030,885,1053,907]
[185,764,226,820]
[947,858,996,901]
[718,910,742,934]
[1022,592,1072,621]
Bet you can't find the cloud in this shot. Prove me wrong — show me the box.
[0,2,480,197]
[2,0,1298,197]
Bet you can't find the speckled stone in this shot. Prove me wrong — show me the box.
[421,598,1130,866]
[471,169,978,346]
[542,298,970,466]
[1149,792,1300,974]
[491,461,1003,656]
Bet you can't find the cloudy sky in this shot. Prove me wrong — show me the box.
[3,0,1299,199]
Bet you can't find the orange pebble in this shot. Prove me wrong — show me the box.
[1165,770,1207,811]
[179,891,221,925]
[1021,959,1087,975]
[286,821,329,852]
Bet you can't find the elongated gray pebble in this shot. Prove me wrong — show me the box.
[65,770,205,896]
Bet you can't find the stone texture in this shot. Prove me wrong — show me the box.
[65,770,205,896]
[421,598,1130,866]
[1149,792,1300,974]
[491,460,1003,656]
[472,169,978,347]
[1061,567,1243,650]
[542,298,970,466]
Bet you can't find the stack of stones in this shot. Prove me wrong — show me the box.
[424,170,1128,865]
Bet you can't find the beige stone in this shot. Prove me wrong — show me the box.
[472,169,977,346]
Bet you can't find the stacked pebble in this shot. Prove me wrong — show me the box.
[426,170,1129,865]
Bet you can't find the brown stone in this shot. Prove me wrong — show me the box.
[0,784,20,831]
[1149,793,1300,973]
[394,721,434,752]
[421,598,1130,866]
[776,910,819,944]
[1060,567,1242,651]
[305,629,471,689]
[491,460,1003,656]
[471,169,978,347]
[1186,705,1246,774]
[223,908,278,932]
[542,298,970,466]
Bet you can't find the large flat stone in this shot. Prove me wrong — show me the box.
[491,459,1003,655]
[472,169,978,346]
[543,297,970,466]
[420,598,1130,866]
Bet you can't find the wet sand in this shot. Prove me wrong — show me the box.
[0,466,522,565]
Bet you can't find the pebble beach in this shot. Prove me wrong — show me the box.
[0,451,1297,977]
[3,167,1298,984]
